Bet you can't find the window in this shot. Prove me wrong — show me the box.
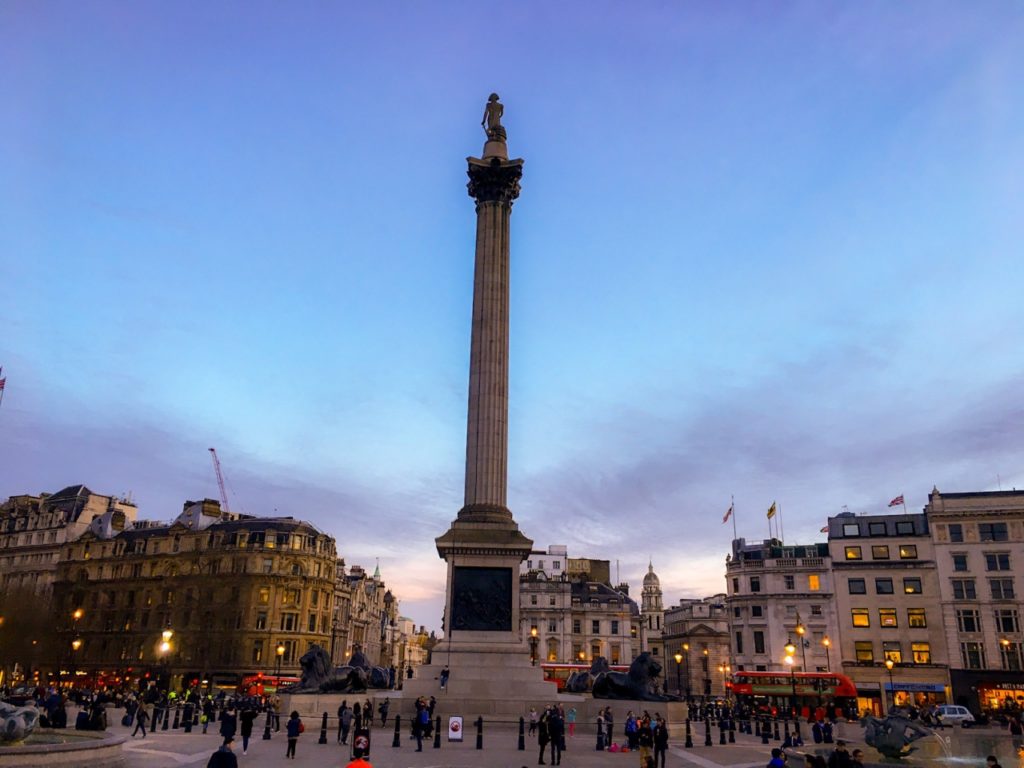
[753,631,765,654]
[307,614,317,632]
[899,545,918,559]
[908,609,927,628]
[591,643,601,659]
[280,613,298,631]
[1000,641,1023,671]
[256,612,268,630]
[732,578,739,593]
[548,619,557,633]
[572,619,581,634]
[985,553,1011,571]
[262,558,273,574]
[843,523,860,537]
[952,579,976,600]
[895,521,914,535]
[852,609,870,627]
[733,607,741,618]
[611,620,619,635]
[549,597,556,606]
[252,640,264,664]
[990,578,1015,600]
[855,641,874,663]
[591,620,600,634]
[879,609,898,627]
[995,609,1020,633]
[949,524,963,543]
[845,546,863,560]
[883,642,902,663]
[875,578,894,595]
[848,579,866,594]
[784,575,795,590]
[911,642,931,664]
[258,588,270,603]
[735,631,744,654]
[751,605,763,618]
[952,554,968,571]
[553,561,561,569]
[808,574,820,591]
[750,576,761,593]
[811,605,822,616]
[903,578,922,594]
[872,546,890,560]
[956,609,981,633]
[961,641,986,670]
[869,522,887,536]
[530,595,537,605]
[979,522,1008,542]
[526,560,532,569]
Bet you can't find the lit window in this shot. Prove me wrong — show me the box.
[883,642,902,663]
[855,641,873,662]
[908,609,927,628]
[903,578,922,594]
[912,642,931,664]
[872,546,890,560]
[852,609,870,627]
[879,609,898,627]
[845,547,862,561]
[899,545,918,559]
[808,574,820,591]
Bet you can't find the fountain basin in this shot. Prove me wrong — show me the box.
[0,728,126,767]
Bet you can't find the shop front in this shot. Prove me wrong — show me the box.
[950,670,1024,715]
[884,681,948,709]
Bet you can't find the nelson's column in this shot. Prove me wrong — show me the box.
[405,95,556,711]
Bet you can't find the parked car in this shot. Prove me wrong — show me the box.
[936,705,976,727]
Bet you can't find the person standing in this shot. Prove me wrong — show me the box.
[440,666,450,690]
[547,706,565,765]
[529,706,538,736]
[202,698,214,734]
[337,701,350,744]
[285,710,303,759]
[653,716,669,768]
[415,701,429,752]
[637,713,653,768]
[239,706,257,755]
[206,736,238,768]
[353,702,363,732]
[566,707,576,737]
[219,706,237,744]
[537,707,551,765]
[378,698,389,726]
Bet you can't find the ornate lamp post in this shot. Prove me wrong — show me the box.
[529,627,538,666]
[718,663,731,701]
[275,642,285,684]
[160,629,173,691]
[884,658,895,713]
[674,652,683,697]
[784,655,797,719]
[822,636,831,673]
[70,637,82,685]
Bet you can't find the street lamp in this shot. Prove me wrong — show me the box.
[784,655,797,719]
[718,663,731,701]
[884,658,895,713]
[276,642,285,685]
[70,637,82,685]
[682,642,692,702]
[822,636,831,673]
[160,629,173,691]
[795,615,808,671]
[702,648,710,699]
[674,652,683,697]
[529,627,539,666]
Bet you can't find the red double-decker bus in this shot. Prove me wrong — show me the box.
[238,673,301,697]
[730,671,857,718]
[540,662,630,692]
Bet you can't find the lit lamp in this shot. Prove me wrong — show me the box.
[795,615,808,671]
[529,627,539,666]
[70,637,82,683]
[578,650,585,662]
[674,652,684,697]
[784,654,797,718]
[682,642,692,702]
[822,636,831,673]
[276,642,285,684]
[718,663,731,701]
[702,648,710,698]
[884,658,895,713]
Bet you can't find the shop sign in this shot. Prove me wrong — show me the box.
[884,682,946,693]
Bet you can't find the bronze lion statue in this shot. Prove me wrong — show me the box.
[592,652,670,701]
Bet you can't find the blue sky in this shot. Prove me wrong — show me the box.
[2,2,1023,630]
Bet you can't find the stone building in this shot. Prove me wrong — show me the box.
[520,547,641,666]
[925,488,1024,712]
[725,538,839,676]
[827,510,950,715]
[51,499,343,690]
[663,595,731,700]
[0,485,138,595]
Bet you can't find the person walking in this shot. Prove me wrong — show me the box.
[414,701,429,752]
[337,701,350,744]
[285,710,303,759]
[206,736,238,768]
[131,703,149,738]
[202,698,214,734]
[219,706,237,744]
[239,706,257,755]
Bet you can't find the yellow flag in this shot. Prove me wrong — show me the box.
[767,501,777,519]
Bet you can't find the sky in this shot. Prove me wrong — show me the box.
[2,2,1023,631]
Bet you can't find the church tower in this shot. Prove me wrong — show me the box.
[641,561,665,659]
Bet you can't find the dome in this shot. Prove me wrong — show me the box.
[643,562,660,587]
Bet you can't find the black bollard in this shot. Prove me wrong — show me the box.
[392,715,401,748]
[183,706,193,734]
[773,719,781,741]
[263,710,273,740]
[761,717,770,745]
[319,711,328,745]
[754,718,761,737]
[434,716,441,749]
[729,718,736,743]
[596,720,605,751]
[719,720,726,745]
[162,708,169,730]
[704,716,713,747]
[684,718,693,749]
[784,719,791,743]
[172,707,180,729]
[475,716,483,750]
[518,716,525,751]
[794,718,802,744]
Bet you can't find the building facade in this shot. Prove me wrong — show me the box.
[827,511,950,715]
[663,595,731,701]
[926,488,1024,712]
[726,538,839,676]
[640,562,665,661]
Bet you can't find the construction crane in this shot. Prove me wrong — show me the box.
[208,447,231,513]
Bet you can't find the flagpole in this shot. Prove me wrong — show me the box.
[732,494,737,540]
[778,503,785,545]
[902,493,907,514]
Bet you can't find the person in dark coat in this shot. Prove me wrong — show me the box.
[219,706,237,742]
[547,706,565,765]
[239,706,258,755]
[537,707,551,765]
[337,701,349,744]
[653,716,670,768]
[285,710,303,759]
[206,736,238,768]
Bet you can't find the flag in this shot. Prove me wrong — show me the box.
[767,501,777,519]
[820,525,829,533]
[888,494,904,508]
[722,503,733,524]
